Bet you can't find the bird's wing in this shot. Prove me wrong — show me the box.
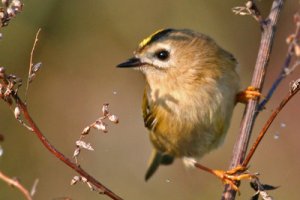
[142,88,175,180]
[142,88,157,131]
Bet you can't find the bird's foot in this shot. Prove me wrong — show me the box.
[236,86,261,104]
[211,165,255,193]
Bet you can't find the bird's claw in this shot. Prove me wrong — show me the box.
[236,86,261,104]
[212,165,255,194]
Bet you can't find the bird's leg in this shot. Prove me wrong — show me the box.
[194,163,255,193]
[236,86,261,104]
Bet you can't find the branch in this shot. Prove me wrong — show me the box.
[0,170,32,200]
[25,28,42,102]
[0,27,122,199]
[11,93,123,200]
[243,79,300,167]
[222,1,284,199]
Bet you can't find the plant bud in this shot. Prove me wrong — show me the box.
[108,114,119,123]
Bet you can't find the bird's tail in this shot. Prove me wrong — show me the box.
[145,149,174,181]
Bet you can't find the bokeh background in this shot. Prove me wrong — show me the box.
[0,1,299,199]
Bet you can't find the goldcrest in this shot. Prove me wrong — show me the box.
[117,29,240,180]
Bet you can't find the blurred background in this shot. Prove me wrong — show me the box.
[0,0,299,199]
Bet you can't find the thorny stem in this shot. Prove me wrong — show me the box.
[0,170,32,200]
[242,86,300,167]
[12,93,123,200]
[222,1,284,199]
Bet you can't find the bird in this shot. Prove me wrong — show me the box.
[117,28,258,184]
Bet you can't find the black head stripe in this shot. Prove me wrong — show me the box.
[139,28,174,49]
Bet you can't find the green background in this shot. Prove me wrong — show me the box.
[0,1,299,199]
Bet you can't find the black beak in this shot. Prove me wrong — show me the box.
[117,57,144,68]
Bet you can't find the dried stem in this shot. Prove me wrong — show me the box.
[25,28,41,103]
[258,14,300,111]
[0,170,32,200]
[222,1,284,199]
[11,93,123,200]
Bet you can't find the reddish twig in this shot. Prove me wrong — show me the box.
[222,1,284,199]
[12,93,123,200]
[0,170,32,200]
[243,81,300,167]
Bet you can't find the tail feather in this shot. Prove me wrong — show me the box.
[145,149,174,181]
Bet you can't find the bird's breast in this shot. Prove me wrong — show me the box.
[147,79,237,158]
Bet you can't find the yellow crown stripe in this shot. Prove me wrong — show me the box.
[139,29,172,48]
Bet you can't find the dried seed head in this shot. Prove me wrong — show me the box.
[0,67,5,79]
[102,103,109,116]
[6,7,15,17]
[70,176,80,185]
[12,0,22,8]
[28,74,36,83]
[0,67,5,73]
[14,106,21,119]
[93,121,108,133]
[30,179,39,197]
[87,182,95,191]
[28,62,42,83]
[0,12,4,21]
[294,44,300,57]
[81,176,87,183]
[245,1,253,9]
[290,79,300,93]
[32,62,42,73]
[0,145,3,157]
[294,13,300,24]
[286,34,295,44]
[1,0,8,5]
[232,6,250,16]
[75,140,94,151]
[81,126,91,135]
[73,147,80,158]
[8,74,16,79]
[108,114,119,123]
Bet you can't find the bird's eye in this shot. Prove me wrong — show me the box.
[155,50,170,61]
